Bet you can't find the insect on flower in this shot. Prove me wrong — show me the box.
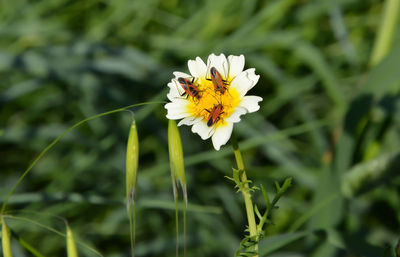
[177,77,201,101]
[209,67,229,94]
[165,53,263,151]
[205,103,224,127]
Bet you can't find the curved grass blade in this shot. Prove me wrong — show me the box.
[17,237,45,257]
[3,215,103,257]
[0,101,165,214]
[341,152,400,197]
[370,0,400,66]
[5,224,46,257]
[259,231,308,256]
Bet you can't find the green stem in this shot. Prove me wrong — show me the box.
[370,0,400,66]
[0,101,165,214]
[183,200,187,257]
[174,193,179,257]
[231,133,258,255]
[127,198,136,257]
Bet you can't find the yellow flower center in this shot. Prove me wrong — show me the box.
[186,77,240,128]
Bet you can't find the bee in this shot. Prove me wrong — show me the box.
[209,67,229,94]
[205,104,224,127]
[177,77,201,100]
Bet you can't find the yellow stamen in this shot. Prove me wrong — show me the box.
[186,78,240,127]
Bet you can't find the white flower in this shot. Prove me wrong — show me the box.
[165,53,262,151]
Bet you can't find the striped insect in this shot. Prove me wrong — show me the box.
[176,77,201,101]
[205,103,224,127]
[209,67,229,94]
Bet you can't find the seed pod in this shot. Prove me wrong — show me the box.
[1,217,13,257]
[168,120,187,203]
[66,225,78,257]
[126,117,139,203]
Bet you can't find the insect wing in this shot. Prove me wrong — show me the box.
[179,77,201,99]
[210,67,227,94]
[207,104,223,127]
[207,114,214,126]
[174,79,187,96]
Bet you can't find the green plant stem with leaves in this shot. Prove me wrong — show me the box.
[230,133,292,256]
[231,133,258,255]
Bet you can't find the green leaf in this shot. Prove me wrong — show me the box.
[335,45,400,177]
[260,185,271,211]
[342,152,400,197]
[259,231,308,256]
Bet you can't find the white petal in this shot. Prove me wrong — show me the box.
[191,120,213,140]
[167,81,178,90]
[173,71,191,79]
[240,96,263,113]
[211,122,233,151]
[188,57,207,78]
[167,81,183,101]
[225,107,248,123]
[206,53,229,80]
[165,100,191,120]
[230,68,260,97]
[166,113,188,120]
[227,55,245,79]
[165,98,189,108]
[167,92,180,102]
[178,117,202,126]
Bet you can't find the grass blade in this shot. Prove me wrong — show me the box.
[0,101,164,214]
[370,0,400,66]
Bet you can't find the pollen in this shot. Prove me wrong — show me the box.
[186,78,240,127]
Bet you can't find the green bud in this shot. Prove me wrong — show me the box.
[168,120,187,203]
[66,225,78,257]
[126,117,139,202]
[2,217,13,257]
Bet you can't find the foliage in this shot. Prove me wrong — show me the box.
[1,0,400,256]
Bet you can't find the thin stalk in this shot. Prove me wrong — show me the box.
[0,101,165,214]
[3,215,104,257]
[231,133,258,254]
[183,202,187,257]
[127,199,136,257]
[174,194,179,257]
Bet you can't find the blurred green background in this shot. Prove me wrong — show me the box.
[1,0,400,256]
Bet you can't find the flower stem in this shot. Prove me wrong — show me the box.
[231,132,258,255]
